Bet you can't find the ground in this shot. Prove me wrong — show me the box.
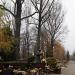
[50,61,75,75]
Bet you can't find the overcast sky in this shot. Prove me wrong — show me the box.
[62,0,75,54]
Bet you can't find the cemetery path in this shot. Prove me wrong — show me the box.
[50,61,75,75]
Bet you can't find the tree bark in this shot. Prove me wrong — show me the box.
[50,38,54,57]
[14,0,22,59]
[34,0,42,63]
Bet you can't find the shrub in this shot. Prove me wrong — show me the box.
[46,57,57,69]
[46,57,61,74]
[28,56,35,63]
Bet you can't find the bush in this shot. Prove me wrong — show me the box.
[54,67,61,74]
[46,57,61,74]
[28,56,35,63]
[46,57,57,69]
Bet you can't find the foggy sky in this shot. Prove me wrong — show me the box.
[62,0,75,54]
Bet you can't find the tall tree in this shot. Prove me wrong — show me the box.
[0,0,37,59]
[31,0,55,63]
[13,0,22,58]
[44,1,65,57]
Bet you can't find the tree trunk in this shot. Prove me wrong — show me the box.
[34,0,42,63]
[14,0,22,59]
[50,38,54,57]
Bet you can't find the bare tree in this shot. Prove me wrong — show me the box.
[30,0,55,63]
[0,0,37,59]
[44,1,65,57]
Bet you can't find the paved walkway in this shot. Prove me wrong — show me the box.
[50,61,75,75]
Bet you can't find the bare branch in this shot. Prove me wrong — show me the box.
[42,0,49,12]
[21,12,38,20]
[30,0,39,12]
[42,0,55,19]
[0,5,16,17]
